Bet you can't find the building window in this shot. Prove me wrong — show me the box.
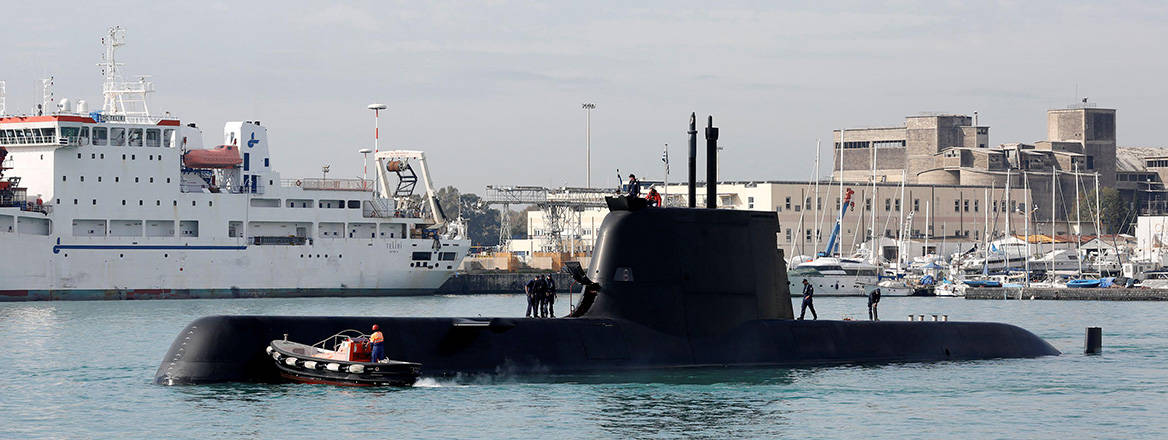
[748,196,754,209]
[805,197,811,209]
[993,200,998,212]
[964,200,970,212]
[785,197,791,210]
[785,229,792,241]
[913,199,920,211]
[885,199,891,211]
[866,198,872,211]
[895,199,901,212]
[974,200,979,212]
[805,229,812,240]
[954,200,960,212]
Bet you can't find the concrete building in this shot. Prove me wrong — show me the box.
[833,106,1120,227]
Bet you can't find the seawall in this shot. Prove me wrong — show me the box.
[966,287,1168,301]
[436,272,575,295]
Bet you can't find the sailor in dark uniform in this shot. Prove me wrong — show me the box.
[544,274,557,317]
[799,279,817,320]
[868,287,881,321]
[525,277,538,318]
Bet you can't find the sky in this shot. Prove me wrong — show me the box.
[4,1,1168,193]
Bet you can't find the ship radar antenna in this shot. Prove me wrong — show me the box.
[98,26,155,119]
[40,77,54,115]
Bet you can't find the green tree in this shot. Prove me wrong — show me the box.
[1079,187,1135,234]
[434,186,503,246]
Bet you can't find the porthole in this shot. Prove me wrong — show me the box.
[149,177,154,183]
[100,154,104,159]
[192,201,196,206]
[98,177,102,182]
[80,176,84,182]
[131,154,135,160]
[164,254,168,258]
[139,200,143,206]
[156,200,160,206]
[173,201,177,206]
[135,177,139,183]
[122,154,126,160]
[115,177,120,182]
[149,155,153,160]
[166,178,171,183]
[91,153,95,159]
[77,153,81,159]
[73,199,78,205]
[92,200,97,205]
[209,201,213,207]
[122,200,126,206]
[119,254,124,258]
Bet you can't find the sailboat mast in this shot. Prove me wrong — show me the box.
[1074,163,1083,275]
[1051,169,1057,265]
[1024,172,1030,286]
[924,200,931,257]
[898,170,906,270]
[838,129,845,257]
[814,140,821,253]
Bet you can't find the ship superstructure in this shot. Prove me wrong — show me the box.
[0,27,469,300]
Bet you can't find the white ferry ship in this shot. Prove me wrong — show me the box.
[0,27,469,301]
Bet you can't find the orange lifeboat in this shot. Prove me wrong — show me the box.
[183,145,243,169]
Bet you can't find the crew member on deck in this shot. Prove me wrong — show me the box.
[646,187,662,207]
[525,277,539,318]
[868,287,881,321]
[626,173,641,198]
[799,279,817,320]
[544,274,557,317]
[369,324,386,362]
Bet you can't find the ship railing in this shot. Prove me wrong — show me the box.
[227,181,266,195]
[311,329,369,351]
[282,178,373,192]
[0,133,64,147]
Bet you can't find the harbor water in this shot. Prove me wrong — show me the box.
[1,295,1166,439]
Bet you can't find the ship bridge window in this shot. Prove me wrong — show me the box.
[412,252,432,261]
[146,129,160,147]
[347,200,361,209]
[110,128,126,146]
[439,252,457,261]
[93,127,108,146]
[163,129,174,148]
[128,128,143,147]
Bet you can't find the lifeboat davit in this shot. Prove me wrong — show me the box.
[266,330,421,387]
[182,145,243,169]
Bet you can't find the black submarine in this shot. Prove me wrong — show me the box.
[155,115,1058,385]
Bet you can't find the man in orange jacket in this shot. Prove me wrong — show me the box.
[369,324,385,362]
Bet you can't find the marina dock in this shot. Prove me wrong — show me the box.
[966,287,1168,301]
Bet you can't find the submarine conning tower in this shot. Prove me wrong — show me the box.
[577,113,792,337]
[581,205,795,337]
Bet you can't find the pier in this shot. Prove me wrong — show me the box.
[966,287,1168,301]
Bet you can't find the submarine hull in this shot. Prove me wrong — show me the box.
[155,315,1058,385]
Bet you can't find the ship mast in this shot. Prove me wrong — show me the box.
[98,26,154,119]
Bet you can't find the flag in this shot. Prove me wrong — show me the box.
[661,145,669,173]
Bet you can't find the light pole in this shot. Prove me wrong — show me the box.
[368,103,387,196]
[321,164,330,181]
[582,102,596,187]
[359,148,373,191]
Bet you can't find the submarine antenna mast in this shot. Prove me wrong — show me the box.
[687,113,697,207]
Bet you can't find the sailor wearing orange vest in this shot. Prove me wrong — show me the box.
[369,324,386,362]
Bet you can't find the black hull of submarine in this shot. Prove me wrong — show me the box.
[155,205,1058,385]
[156,315,1057,384]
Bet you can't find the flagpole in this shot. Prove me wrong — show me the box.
[663,144,669,207]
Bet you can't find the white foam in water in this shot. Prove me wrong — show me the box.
[413,377,466,388]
